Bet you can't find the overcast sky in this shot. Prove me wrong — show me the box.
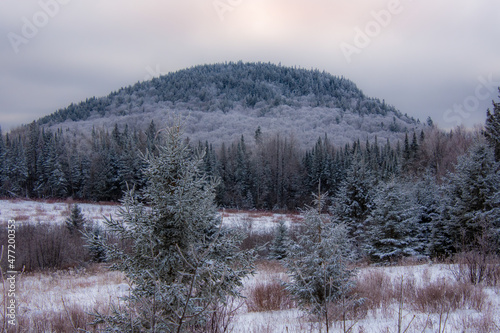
[1,0,499,132]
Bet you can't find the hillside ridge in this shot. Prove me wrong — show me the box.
[36,62,420,147]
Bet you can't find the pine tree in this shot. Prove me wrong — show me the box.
[484,90,500,161]
[413,171,442,256]
[85,125,253,332]
[284,191,356,331]
[363,179,422,261]
[443,140,500,252]
[65,204,86,235]
[269,220,289,260]
[3,135,28,196]
[0,127,5,194]
[332,148,376,246]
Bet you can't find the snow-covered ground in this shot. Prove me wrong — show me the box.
[11,262,500,332]
[0,199,120,227]
[0,199,301,233]
[1,200,499,332]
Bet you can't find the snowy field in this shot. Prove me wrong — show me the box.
[0,199,301,232]
[1,200,499,332]
[10,261,500,332]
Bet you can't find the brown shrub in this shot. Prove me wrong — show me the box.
[459,310,500,333]
[246,280,295,312]
[352,269,394,310]
[13,214,30,222]
[11,304,101,333]
[451,251,500,286]
[255,259,286,274]
[0,223,91,272]
[410,279,486,313]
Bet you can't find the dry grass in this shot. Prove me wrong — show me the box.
[13,214,30,222]
[255,259,287,274]
[248,211,274,218]
[246,279,295,312]
[352,269,394,310]
[0,264,127,332]
[456,310,500,333]
[451,251,500,286]
[409,279,486,313]
[16,302,105,333]
[246,260,294,312]
[352,266,490,322]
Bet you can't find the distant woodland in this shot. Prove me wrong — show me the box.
[1,63,499,260]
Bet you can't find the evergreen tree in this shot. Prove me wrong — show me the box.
[443,141,500,252]
[484,90,500,161]
[26,121,41,197]
[3,135,28,196]
[85,125,253,332]
[0,128,5,194]
[65,204,86,235]
[413,172,442,256]
[234,135,253,208]
[363,179,422,261]
[332,148,375,246]
[269,220,289,260]
[285,192,356,331]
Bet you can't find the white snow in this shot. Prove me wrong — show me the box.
[0,199,301,233]
[2,200,499,332]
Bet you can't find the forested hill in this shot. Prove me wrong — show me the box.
[37,62,419,147]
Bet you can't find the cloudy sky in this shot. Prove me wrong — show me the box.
[1,0,499,132]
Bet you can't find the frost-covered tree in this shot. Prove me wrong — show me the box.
[412,172,443,256]
[285,192,356,331]
[484,90,500,161]
[332,148,376,247]
[85,125,253,332]
[65,204,86,235]
[363,179,422,261]
[269,220,289,260]
[443,140,500,252]
[0,127,5,194]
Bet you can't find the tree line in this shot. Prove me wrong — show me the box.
[0,117,445,207]
[1,94,499,260]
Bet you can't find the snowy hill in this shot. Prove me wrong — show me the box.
[37,62,420,147]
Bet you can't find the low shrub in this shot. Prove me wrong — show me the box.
[246,279,295,312]
[451,251,500,286]
[0,223,90,272]
[352,269,394,310]
[409,279,486,313]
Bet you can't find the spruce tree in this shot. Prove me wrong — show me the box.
[284,191,356,331]
[65,204,86,235]
[484,90,500,161]
[443,140,500,252]
[363,179,421,261]
[85,125,253,332]
[332,148,375,247]
[0,127,4,194]
[269,220,289,260]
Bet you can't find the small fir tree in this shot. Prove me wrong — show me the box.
[363,180,421,261]
[484,90,500,161]
[284,191,357,332]
[443,140,500,252]
[85,125,253,332]
[65,204,86,235]
[269,220,289,260]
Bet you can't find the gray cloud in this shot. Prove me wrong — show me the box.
[1,0,499,132]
